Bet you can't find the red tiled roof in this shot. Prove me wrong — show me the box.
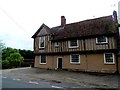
[50,15,116,40]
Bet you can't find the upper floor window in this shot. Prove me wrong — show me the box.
[39,36,45,48]
[96,36,108,44]
[70,54,80,64]
[55,42,60,47]
[104,53,115,64]
[40,55,46,64]
[69,40,79,48]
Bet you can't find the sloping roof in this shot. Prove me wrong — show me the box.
[32,15,116,40]
[32,23,51,38]
[50,15,116,40]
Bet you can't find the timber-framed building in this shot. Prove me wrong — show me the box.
[32,11,120,73]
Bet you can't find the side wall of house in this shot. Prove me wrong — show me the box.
[118,1,120,74]
[118,55,120,73]
[34,53,117,73]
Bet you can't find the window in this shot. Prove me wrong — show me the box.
[39,36,45,48]
[104,53,115,64]
[96,36,108,44]
[70,54,80,64]
[40,55,46,64]
[55,42,60,47]
[69,40,79,48]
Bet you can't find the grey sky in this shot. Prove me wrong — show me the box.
[0,0,119,50]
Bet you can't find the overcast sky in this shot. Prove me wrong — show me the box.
[0,0,120,50]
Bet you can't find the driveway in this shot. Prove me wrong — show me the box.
[2,67,119,88]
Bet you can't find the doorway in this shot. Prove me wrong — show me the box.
[57,58,63,69]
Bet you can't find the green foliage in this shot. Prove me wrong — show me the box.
[2,60,10,69]
[2,47,24,69]
[6,53,24,68]
[2,46,34,69]
[19,49,34,59]
[2,47,19,60]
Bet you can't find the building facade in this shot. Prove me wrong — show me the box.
[118,1,120,73]
[32,12,119,73]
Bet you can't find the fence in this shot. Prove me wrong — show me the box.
[22,59,34,67]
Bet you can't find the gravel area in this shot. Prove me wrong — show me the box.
[2,67,119,88]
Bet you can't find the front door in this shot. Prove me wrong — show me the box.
[58,58,62,69]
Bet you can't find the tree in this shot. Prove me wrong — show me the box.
[0,40,5,69]
[2,47,19,60]
[6,53,23,68]
[2,59,10,69]
[2,47,24,69]
[0,40,5,52]
[19,49,34,59]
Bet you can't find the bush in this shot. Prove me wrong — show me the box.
[2,60,10,69]
[6,53,24,68]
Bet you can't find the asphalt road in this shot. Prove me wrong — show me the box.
[2,77,65,90]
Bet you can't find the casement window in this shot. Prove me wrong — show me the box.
[104,53,115,64]
[55,42,60,47]
[96,36,108,44]
[40,55,46,64]
[69,40,79,48]
[70,54,80,64]
[39,36,45,48]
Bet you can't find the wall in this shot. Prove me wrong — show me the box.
[34,56,54,69]
[34,53,117,73]
[118,55,120,73]
[63,54,116,73]
[118,1,120,37]
[118,1,120,74]
[34,36,116,53]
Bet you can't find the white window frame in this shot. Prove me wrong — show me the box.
[55,42,60,47]
[104,53,115,64]
[70,54,80,64]
[96,36,108,44]
[39,36,45,48]
[39,55,47,64]
[68,40,79,48]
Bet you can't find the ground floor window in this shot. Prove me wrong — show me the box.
[104,53,115,64]
[40,55,46,64]
[70,54,80,64]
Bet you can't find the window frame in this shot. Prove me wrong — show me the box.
[70,54,80,64]
[96,36,108,44]
[55,42,60,47]
[39,36,45,48]
[68,40,79,48]
[104,53,115,64]
[39,55,47,64]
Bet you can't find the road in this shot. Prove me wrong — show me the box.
[3,68,116,89]
[2,77,65,90]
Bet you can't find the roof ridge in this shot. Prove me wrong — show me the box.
[51,15,112,29]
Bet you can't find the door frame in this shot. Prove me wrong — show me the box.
[57,57,63,69]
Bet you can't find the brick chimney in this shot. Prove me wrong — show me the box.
[61,16,66,27]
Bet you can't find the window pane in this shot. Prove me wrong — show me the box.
[40,37,45,48]
[71,54,79,63]
[55,42,59,46]
[70,40,77,46]
[41,55,46,63]
[105,53,113,63]
[97,36,107,43]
